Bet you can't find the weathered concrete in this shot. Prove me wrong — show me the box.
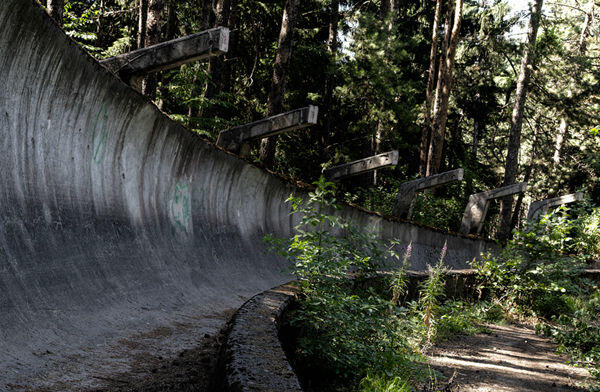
[393,168,464,219]
[323,150,399,181]
[220,283,302,392]
[100,27,229,83]
[527,192,584,223]
[216,106,318,154]
[460,182,528,235]
[0,1,494,389]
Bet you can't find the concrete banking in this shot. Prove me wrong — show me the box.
[0,0,493,388]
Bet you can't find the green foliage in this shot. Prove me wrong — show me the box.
[475,206,600,385]
[419,248,448,343]
[265,178,419,389]
[537,289,600,384]
[475,207,588,318]
[266,179,490,391]
[63,1,101,54]
[390,243,411,305]
[358,372,410,392]
[410,189,466,231]
[101,30,131,58]
[434,300,503,342]
[573,205,600,260]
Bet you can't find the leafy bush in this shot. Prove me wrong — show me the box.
[434,301,498,342]
[475,208,588,318]
[410,189,465,232]
[265,177,418,389]
[573,205,600,260]
[359,372,410,392]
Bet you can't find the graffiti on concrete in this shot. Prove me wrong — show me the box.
[169,180,192,233]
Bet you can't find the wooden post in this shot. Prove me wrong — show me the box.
[216,106,318,155]
[322,151,399,181]
[393,168,464,219]
[459,182,527,235]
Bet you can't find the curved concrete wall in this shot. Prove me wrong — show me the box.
[0,0,493,389]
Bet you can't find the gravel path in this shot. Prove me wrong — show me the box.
[428,323,593,392]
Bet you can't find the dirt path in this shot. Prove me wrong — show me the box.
[428,323,593,392]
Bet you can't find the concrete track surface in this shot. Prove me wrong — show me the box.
[0,0,491,389]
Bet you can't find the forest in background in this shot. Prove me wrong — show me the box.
[44,0,600,239]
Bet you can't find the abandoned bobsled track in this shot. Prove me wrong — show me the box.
[0,0,492,389]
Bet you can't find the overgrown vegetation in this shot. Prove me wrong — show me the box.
[475,203,600,387]
[267,180,600,391]
[266,179,499,391]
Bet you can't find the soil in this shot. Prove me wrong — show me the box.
[85,328,226,392]
[20,309,235,392]
[427,323,594,392]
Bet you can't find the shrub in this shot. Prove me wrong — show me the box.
[265,177,417,389]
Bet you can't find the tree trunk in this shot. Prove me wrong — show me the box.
[578,2,594,55]
[137,0,149,49]
[552,116,568,165]
[426,0,463,176]
[380,0,392,19]
[472,119,479,157]
[165,1,178,40]
[553,2,593,165]
[46,0,64,26]
[419,0,443,177]
[321,0,339,161]
[511,119,538,230]
[372,0,396,185]
[372,120,383,185]
[221,0,238,94]
[498,0,543,241]
[259,0,299,169]
[142,0,164,97]
[203,0,232,109]
[157,1,178,110]
[187,1,213,123]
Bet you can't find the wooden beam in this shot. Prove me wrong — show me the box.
[216,106,318,153]
[459,182,527,235]
[393,168,464,219]
[101,27,229,82]
[323,151,399,181]
[527,192,584,223]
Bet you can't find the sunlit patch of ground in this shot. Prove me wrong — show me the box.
[428,323,593,392]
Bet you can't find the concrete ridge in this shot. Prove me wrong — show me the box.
[219,283,301,392]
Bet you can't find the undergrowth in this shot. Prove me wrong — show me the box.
[267,179,600,391]
[266,178,497,391]
[475,204,600,389]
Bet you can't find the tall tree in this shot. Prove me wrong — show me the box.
[203,0,232,109]
[137,0,149,49]
[498,0,544,240]
[46,0,64,26]
[186,0,215,123]
[157,1,178,110]
[259,0,300,168]
[419,0,443,177]
[142,0,164,97]
[552,1,594,165]
[321,0,340,158]
[425,0,463,176]
[372,0,397,185]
